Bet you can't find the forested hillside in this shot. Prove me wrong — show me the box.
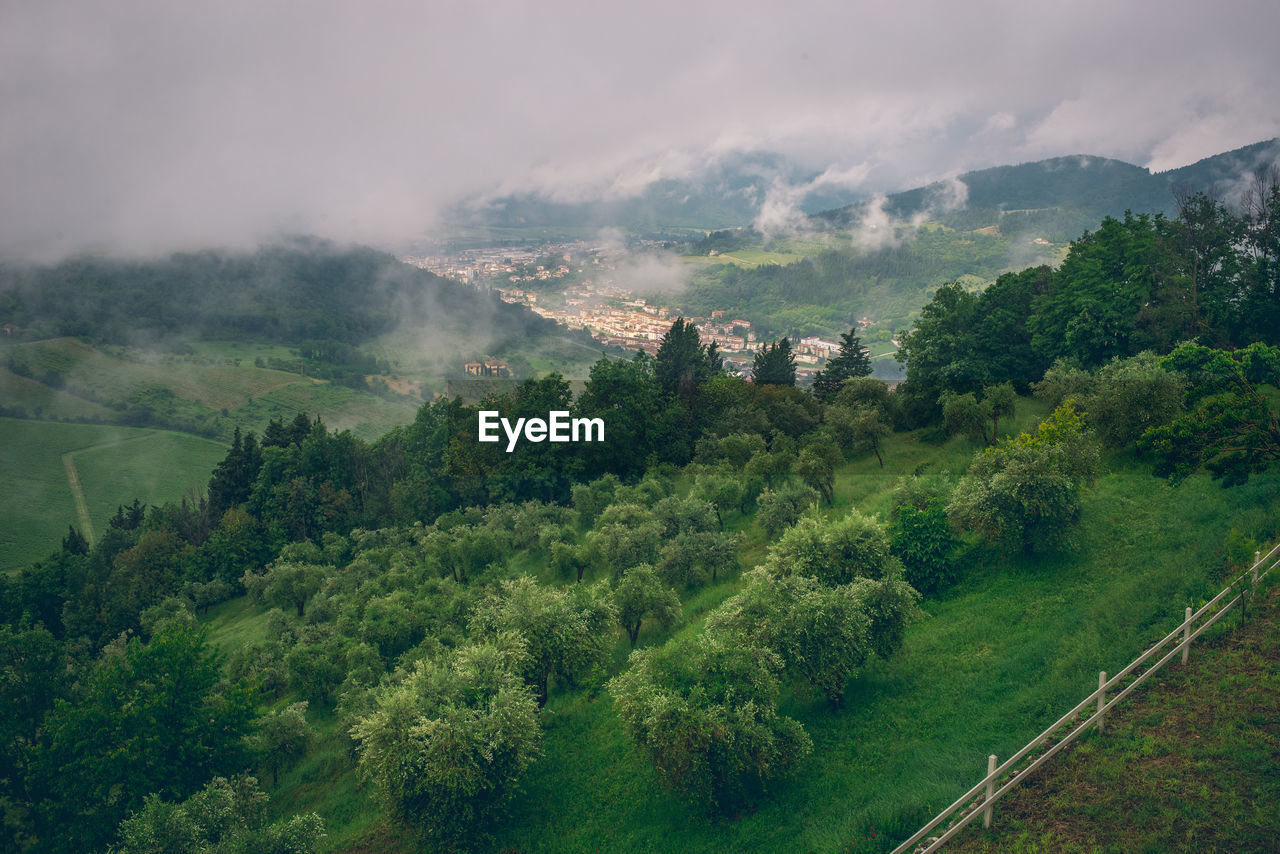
[0,239,599,353]
[2,174,1279,853]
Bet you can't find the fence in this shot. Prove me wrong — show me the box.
[891,540,1280,854]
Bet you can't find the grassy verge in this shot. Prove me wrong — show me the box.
[948,583,1280,854]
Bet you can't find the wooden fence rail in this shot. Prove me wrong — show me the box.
[891,540,1280,854]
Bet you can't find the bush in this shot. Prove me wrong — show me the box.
[889,498,959,595]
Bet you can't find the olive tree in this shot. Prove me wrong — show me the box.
[350,637,541,848]
[706,571,871,705]
[949,403,1099,554]
[609,633,811,811]
[612,564,681,647]
[470,576,616,705]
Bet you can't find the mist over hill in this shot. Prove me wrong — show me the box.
[0,239,600,360]
[453,139,1280,241]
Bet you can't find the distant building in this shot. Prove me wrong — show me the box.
[464,360,512,378]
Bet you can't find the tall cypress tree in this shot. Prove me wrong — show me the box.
[812,328,872,401]
[752,338,797,386]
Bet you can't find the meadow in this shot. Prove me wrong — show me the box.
[0,418,227,570]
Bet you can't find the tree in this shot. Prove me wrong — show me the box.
[949,403,1100,554]
[795,445,837,502]
[752,337,796,386]
[655,317,717,401]
[811,327,872,401]
[351,638,542,848]
[755,484,818,539]
[942,392,989,445]
[251,702,313,786]
[761,509,899,585]
[691,471,744,529]
[1141,342,1280,486]
[656,530,738,586]
[847,405,891,467]
[889,497,958,595]
[587,503,662,578]
[112,775,325,854]
[612,564,681,647]
[209,427,263,515]
[707,570,871,705]
[1083,352,1185,447]
[34,623,255,853]
[609,632,811,811]
[469,576,616,705]
[983,382,1017,443]
[259,560,326,618]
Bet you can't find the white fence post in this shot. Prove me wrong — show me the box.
[982,754,997,829]
[1096,671,1107,731]
[1182,606,1192,665]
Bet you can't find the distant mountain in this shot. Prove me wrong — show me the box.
[817,138,1280,241]
[449,139,1279,241]
[453,150,868,233]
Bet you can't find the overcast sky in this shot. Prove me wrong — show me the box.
[3,0,1278,261]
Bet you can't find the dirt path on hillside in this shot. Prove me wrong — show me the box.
[61,452,95,546]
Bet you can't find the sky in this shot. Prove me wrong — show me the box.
[2,0,1278,261]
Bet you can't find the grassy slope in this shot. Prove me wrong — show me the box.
[0,418,226,570]
[73,431,227,531]
[196,399,1280,853]
[0,365,115,420]
[949,584,1280,854]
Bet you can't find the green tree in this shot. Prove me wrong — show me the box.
[612,564,681,647]
[707,571,871,705]
[795,445,838,502]
[251,702,313,786]
[34,623,255,853]
[655,317,717,401]
[656,530,739,586]
[470,576,616,705]
[755,484,818,539]
[942,391,989,444]
[848,405,892,467]
[949,403,1100,553]
[1083,352,1185,447]
[983,382,1017,443]
[351,638,541,848]
[259,560,326,618]
[811,327,872,401]
[889,497,958,595]
[111,775,325,854]
[761,509,899,585]
[752,337,797,386]
[609,632,811,811]
[1141,342,1280,485]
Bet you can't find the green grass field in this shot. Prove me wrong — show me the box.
[197,400,1280,853]
[0,418,226,571]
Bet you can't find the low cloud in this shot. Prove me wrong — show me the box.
[1,2,1276,262]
